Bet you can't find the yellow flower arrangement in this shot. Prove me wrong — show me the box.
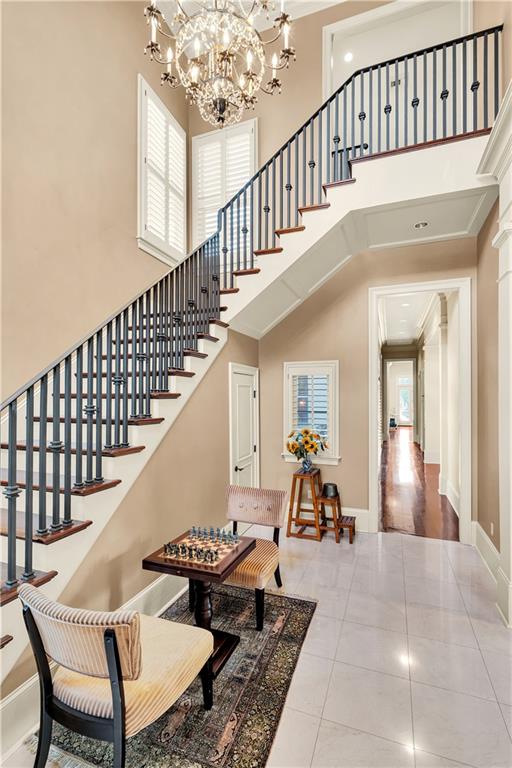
[286,428,328,472]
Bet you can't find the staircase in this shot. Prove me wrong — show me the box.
[0,23,504,723]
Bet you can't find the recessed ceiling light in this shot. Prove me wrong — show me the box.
[414,221,429,229]
[344,52,353,62]
[401,303,410,307]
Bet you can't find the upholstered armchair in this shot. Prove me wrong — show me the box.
[19,583,214,768]
[225,485,288,630]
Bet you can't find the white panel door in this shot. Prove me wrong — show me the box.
[229,365,259,488]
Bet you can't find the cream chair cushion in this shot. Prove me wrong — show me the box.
[52,614,213,737]
[226,538,279,591]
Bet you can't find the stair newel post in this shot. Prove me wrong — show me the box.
[309,118,315,206]
[342,84,348,179]
[130,302,138,416]
[85,340,95,486]
[483,32,488,129]
[50,364,62,529]
[242,189,248,271]
[326,100,331,185]
[121,310,130,447]
[432,47,438,141]
[271,157,276,248]
[105,322,114,444]
[403,57,408,147]
[493,29,499,119]
[394,59,399,149]
[23,386,35,578]
[74,350,84,490]
[452,42,457,137]
[377,66,382,153]
[95,332,103,482]
[4,400,20,587]
[318,108,323,202]
[279,149,284,231]
[286,141,291,229]
[142,293,151,420]
[442,46,447,138]
[113,315,122,449]
[294,134,299,226]
[249,184,254,271]
[63,356,72,526]
[462,40,467,134]
[334,92,340,182]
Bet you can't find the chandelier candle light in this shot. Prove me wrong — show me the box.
[144,0,296,127]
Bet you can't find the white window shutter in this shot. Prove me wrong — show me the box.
[291,373,330,442]
[192,119,256,249]
[138,76,186,265]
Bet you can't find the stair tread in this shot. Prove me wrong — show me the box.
[1,565,58,607]
[34,416,164,426]
[1,441,145,458]
[184,349,208,359]
[322,178,356,191]
[168,369,195,377]
[197,333,220,342]
[209,319,229,328]
[220,288,239,295]
[298,203,330,213]
[0,470,121,497]
[275,226,305,236]
[0,634,13,648]
[0,510,93,544]
[254,247,283,255]
[232,268,261,276]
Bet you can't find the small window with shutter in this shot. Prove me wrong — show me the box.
[283,361,340,465]
[138,75,186,266]
[192,119,257,249]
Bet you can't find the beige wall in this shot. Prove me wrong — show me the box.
[474,0,512,86]
[476,201,500,548]
[259,239,477,511]
[2,329,258,696]
[1,1,189,398]
[188,1,387,166]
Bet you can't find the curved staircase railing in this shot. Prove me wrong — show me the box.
[0,25,503,609]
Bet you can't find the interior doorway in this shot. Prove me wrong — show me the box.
[369,279,472,543]
[229,363,260,488]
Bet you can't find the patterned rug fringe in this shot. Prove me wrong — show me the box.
[25,734,95,768]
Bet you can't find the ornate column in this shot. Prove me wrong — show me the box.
[477,82,512,625]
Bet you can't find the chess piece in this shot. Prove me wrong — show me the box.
[190,527,197,539]
[209,527,215,541]
[187,545,195,560]
[216,527,221,542]
[214,548,220,561]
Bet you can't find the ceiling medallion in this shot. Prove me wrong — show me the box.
[144,1,296,127]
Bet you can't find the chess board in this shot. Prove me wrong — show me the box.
[161,530,242,568]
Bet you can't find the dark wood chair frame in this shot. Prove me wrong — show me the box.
[23,605,213,768]
[188,523,282,632]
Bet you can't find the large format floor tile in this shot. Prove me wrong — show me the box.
[311,721,414,768]
[323,662,413,746]
[471,617,512,657]
[404,574,465,612]
[335,621,410,679]
[267,708,321,768]
[406,602,478,647]
[285,652,334,718]
[482,649,512,706]
[345,590,407,633]
[301,613,343,660]
[411,681,512,768]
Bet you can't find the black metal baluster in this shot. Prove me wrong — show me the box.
[236,196,241,271]
[114,315,122,446]
[229,205,234,281]
[318,109,323,200]
[334,92,340,182]
[272,157,276,247]
[74,351,83,490]
[286,142,292,228]
[423,51,428,142]
[494,30,499,119]
[369,69,373,155]
[242,190,248,270]
[462,40,467,133]
[452,42,457,137]
[158,280,165,390]
[85,341,94,486]
[294,134,299,225]
[351,77,356,163]
[326,101,331,184]
[442,45,447,138]
[105,323,113,441]
[23,387,35,577]
[309,119,315,205]
[385,62,390,150]
[136,298,144,417]
[413,54,418,144]
[343,85,348,178]
[257,174,262,251]
[279,150,284,230]
[151,284,158,389]
[4,401,20,586]
[302,126,307,206]
[130,302,138,414]
[264,166,270,248]
[222,209,228,289]
[404,56,408,146]
[472,36,478,131]
[483,32,489,128]
[249,183,254,268]
[394,60,399,148]
[50,364,62,528]
[377,66,382,153]
[122,309,129,447]
[63,356,72,526]
[144,290,152,415]
[360,70,365,155]
[433,47,437,140]
[95,332,103,481]
[38,375,48,534]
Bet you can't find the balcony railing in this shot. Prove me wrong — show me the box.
[0,26,503,598]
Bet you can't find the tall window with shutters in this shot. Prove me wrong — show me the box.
[283,361,340,465]
[192,119,257,248]
[138,75,186,266]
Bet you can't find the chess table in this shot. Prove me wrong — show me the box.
[142,529,256,678]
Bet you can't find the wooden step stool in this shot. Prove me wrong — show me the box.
[318,494,342,543]
[339,515,356,543]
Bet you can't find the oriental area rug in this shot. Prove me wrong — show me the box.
[29,585,316,768]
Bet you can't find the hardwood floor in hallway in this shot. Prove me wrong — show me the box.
[381,426,459,541]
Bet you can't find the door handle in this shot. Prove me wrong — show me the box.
[234,465,245,472]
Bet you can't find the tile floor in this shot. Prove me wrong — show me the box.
[5,530,512,768]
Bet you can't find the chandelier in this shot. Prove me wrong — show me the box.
[144,1,296,127]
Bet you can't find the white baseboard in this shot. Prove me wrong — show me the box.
[424,451,440,464]
[438,475,447,495]
[291,501,370,533]
[446,481,460,517]
[496,567,512,628]
[472,521,500,583]
[0,575,188,761]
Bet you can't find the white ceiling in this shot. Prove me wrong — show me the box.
[379,292,435,345]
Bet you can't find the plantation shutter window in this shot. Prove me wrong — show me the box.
[284,361,340,465]
[192,119,256,249]
[138,75,186,265]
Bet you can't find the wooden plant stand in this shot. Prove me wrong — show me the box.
[317,494,343,543]
[286,468,324,540]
